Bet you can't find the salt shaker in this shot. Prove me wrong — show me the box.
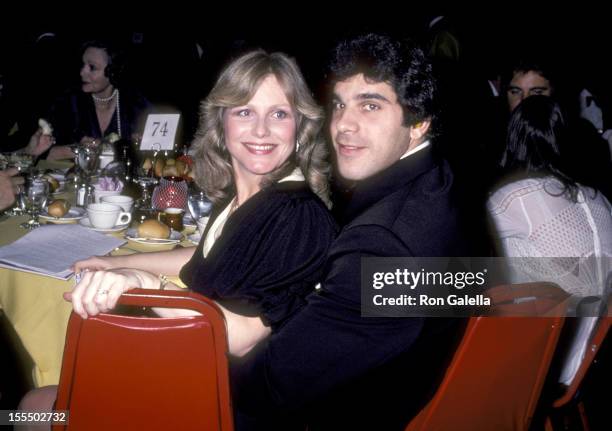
[77,184,95,207]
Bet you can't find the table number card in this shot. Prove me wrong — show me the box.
[140,114,181,151]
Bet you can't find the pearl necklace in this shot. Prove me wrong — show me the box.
[92,88,118,103]
[92,89,121,138]
[115,90,122,138]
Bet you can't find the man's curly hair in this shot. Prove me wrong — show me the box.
[329,33,438,134]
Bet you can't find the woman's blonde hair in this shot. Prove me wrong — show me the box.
[192,50,331,207]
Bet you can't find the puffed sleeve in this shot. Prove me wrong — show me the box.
[184,187,337,330]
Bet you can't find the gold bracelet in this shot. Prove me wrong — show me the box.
[158,274,169,290]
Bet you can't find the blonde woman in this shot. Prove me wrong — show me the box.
[69,50,336,356]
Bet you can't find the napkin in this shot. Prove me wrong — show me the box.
[95,176,124,192]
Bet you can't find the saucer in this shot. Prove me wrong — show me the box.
[79,217,130,232]
[125,228,182,252]
[39,207,87,224]
[125,228,183,244]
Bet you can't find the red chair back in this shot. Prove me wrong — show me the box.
[53,289,233,431]
[552,295,611,408]
[406,283,568,431]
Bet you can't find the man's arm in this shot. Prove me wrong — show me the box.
[230,225,424,414]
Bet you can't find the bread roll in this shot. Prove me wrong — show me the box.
[137,219,170,239]
[175,159,186,176]
[142,157,153,171]
[162,165,179,177]
[154,159,165,177]
[47,199,71,218]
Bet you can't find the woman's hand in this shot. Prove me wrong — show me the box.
[25,129,55,156]
[64,269,158,319]
[47,145,76,160]
[72,256,119,273]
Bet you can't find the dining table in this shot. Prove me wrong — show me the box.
[0,163,196,388]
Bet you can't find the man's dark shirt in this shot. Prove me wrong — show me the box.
[231,146,468,430]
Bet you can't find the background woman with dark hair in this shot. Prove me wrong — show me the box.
[488,96,611,297]
[488,95,612,389]
[24,39,151,160]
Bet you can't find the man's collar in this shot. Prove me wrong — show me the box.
[338,144,437,224]
[400,140,431,160]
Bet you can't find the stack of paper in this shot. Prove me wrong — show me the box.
[0,225,125,280]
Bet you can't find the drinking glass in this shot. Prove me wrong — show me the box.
[133,165,158,210]
[19,178,49,229]
[9,152,34,173]
[78,141,102,181]
[187,188,213,222]
[3,153,34,216]
[69,142,83,169]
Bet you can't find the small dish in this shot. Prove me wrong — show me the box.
[126,228,182,243]
[79,217,130,232]
[125,228,182,252]
[39,207,87,224]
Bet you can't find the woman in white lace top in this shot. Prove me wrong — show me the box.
[488,96,612,297]
[487,96,612,385]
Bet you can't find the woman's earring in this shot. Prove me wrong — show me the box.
[295,140,301,153]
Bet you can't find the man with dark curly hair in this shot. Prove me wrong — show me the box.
[231,33,467,431]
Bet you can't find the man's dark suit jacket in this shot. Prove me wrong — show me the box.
[231,146,468,431]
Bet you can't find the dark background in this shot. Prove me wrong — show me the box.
[2,9,611,154]
[1,9,610,428]
[2,10,611,125]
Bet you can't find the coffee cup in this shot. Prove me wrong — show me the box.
[101,195,134,213]
[159,207,184,232]
[94,189,120,203]
[87,203,132,229]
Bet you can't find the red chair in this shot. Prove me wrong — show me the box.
[405,283,569,431]
[52,288,233,431]
[545,295,611,431]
